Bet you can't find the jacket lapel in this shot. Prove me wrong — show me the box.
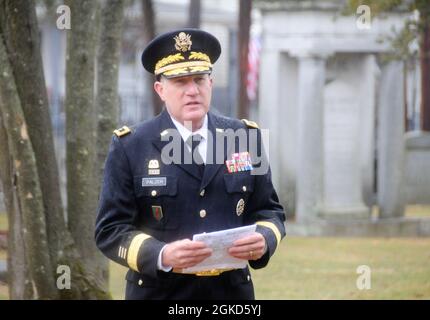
[151,110,202,181]
[200,112,233,190]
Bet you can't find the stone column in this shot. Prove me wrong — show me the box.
[320,53,371,220]
[294,52,328,222]
[359,54,377,208]
[278,55,299,217]
[377,61,405,218]
[259,49,281,189]
[404,131,430,204]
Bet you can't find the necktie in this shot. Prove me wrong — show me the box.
[186,134,205,176]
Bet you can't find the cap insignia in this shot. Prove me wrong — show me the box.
[174,32,192,52]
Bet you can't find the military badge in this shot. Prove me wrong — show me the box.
[113,126,131,137]
[148,159,160,175]
[152,206,163,221]
[174,32,192,52]
[236,199,245,216]
[225,152,253,173]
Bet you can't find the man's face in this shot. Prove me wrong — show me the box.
[154,74,213,126]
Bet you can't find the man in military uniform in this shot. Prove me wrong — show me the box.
[95,28,286,300]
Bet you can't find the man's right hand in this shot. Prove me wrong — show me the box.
[161,239,212,269]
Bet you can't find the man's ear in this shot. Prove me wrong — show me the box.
[154,81,165,101]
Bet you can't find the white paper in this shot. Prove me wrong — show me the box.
[182,224,257,273]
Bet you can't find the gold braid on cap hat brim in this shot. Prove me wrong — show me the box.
[155,53,185,71]
[189,51,210,62]
[155,61,212,76]
[154,51,212,76]
[163,65,212,77]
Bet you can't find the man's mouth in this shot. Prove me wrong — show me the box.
[185,101,200,106]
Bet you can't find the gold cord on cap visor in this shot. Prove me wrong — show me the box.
[155,60,213,76]
[189,51,210,62]
[155,53,185,72]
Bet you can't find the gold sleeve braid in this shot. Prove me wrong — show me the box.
[256,221,281,246]
[127,233,151,272]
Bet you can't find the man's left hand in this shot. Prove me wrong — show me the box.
[228,232,267,261]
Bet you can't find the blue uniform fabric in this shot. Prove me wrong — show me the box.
[95,109,286,300]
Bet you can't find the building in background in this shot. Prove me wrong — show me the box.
[257,0,430,236]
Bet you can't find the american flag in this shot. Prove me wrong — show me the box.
[246,36,261,101]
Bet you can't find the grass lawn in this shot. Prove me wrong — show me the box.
[110,262,127,300]
[1,209,430,299]
[109,236,430,300]
[1,236,429,300]
[251,237,430,299]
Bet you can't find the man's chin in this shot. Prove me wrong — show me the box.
[183,109,206,123]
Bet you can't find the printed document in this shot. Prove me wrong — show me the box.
[182,224,256,273]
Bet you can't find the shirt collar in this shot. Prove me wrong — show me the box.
[169,114,208,143]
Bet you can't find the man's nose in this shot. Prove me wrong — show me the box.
[185,81,199,95]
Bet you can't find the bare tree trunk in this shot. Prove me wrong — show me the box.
[142,0,163,116]
[237,0,251,119]
[0,0,66,266]
[142,0,156,43]
[0,106,33,299]
[95,0,125,284]
[0,34,58,299]
[420,9,430,131]
[187,0,201,28]
[97,0,124,175]
[65,0,107,290]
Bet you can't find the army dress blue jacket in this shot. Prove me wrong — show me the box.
[95,109,286,300]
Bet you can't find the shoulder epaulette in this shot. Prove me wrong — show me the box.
[241,119,259,129]
[113,126,131,137]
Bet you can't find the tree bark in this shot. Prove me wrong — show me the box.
[187,0,201,28]
[0,0,66,266]
[237,0,251,119]
[0,101,34,299]
[65,0,107,290]
[142,0,163,116]
[95,0,125,284]
[96,0,124,177]
[0,33,58,299]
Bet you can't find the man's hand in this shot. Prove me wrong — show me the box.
[228,232,267,261]
[162,239,212,269]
